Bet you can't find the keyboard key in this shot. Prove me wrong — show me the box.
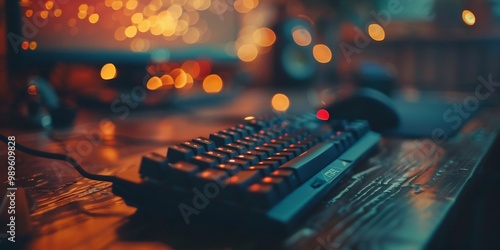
[257,160,280,170]
[274,152,295,161]
[279,142,340,183]
[225,170,262,190]
[226,158,251,169]
[167,145,194,163]
[236,154,259,165]
[226,143,247,154]
[165,161,199,188]
[245,150,268,161]
[270,169,300,189]
[216,164,241,176]
[209,132,232,146]
[195,169,230,189]
[254,146,276,156]
[182,141,206,155]
[236,139,256,149]
[192,137,216,151]
[266,156,288,165]
[214,147,239,158]
[220,130,240,141]
[139,152,166,180]
[190,155,218,169]
[204,151,230,163]
[248,165,272,176]
[262,176,290,197]
[246,183,279,208]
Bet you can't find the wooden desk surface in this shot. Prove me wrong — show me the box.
[1,89,499,250]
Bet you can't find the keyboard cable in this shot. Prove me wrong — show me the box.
[0,133,122,183]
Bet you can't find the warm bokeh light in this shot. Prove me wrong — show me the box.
[368,23,385,41]
[25,9,33,17]
[313,44,332,63]
[40,10,49,19]
[292,27,312,46]
[237,43,258,62]
[27,85,37,95]
[316,109,330,120]
[53,9,62,17]
[171,68,188,88]
[100,63,117,80]
[146,76,163,90]
[89,13,100,24]
[244,116,255,120]
[203,74,223,94]
[125,26,138,38]
[45,1,54,10]
[137,19,151,33]
[21,41,29,50]
[160,74,174,86]
[253,28,276,47]
[462,10,476,26]
[181,61,201,78]
[131,13,143,24]
[271,93,290,112]
[29,41,37,50]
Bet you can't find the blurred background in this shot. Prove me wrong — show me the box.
[0,0,500,127]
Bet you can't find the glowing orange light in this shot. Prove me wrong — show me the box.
[249,184,261,192]
[237,44,258,62]
[313,44,332,64]
[89,13,99,24]
[126,0,138,10]
[462,10,476,26]
[253,28,276,47]
[160,75,174,86]
[111,0,123,10]
[131,13,143,24]
[77,11,87,19]
[244,116,255,120]
[146,76,163,90]
[21,41,29,50]
[125,26,138,38]
[181,61,201,78]
[29,41,37,50]
[101,120,116,137]
[45,1,54,10]
[100,63,117,80]
[316,109,330,120]
[40,10,49,19]
[25,9,33,17]
[203,74,223,94]
[292,27,312,46]
[54,9,62,17]
[271,93,290,112]
[171,68,188,88]
[27,85,37,95]
[137,19,151,33]
[79,4,88,12]
[368,23,385,41]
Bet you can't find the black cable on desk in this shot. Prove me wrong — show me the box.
[0,133,120,183]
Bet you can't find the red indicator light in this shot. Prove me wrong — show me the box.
[317,109,330,121]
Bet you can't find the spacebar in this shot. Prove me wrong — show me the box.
[279,142,338,183]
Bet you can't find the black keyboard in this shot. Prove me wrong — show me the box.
[112,113,380,234]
